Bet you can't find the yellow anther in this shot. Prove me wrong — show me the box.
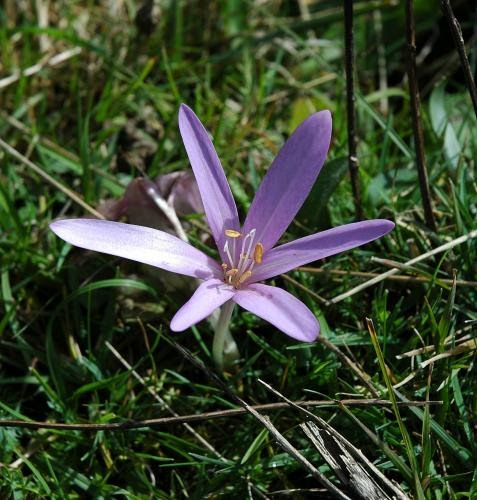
[225,229,241,238]
[238,270,252,284]
[253,243,264,264]
[225,268,238,277]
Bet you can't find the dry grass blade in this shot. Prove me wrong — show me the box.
[244,407,352,499]
[317,335,379,397]
[0,47,81,89]
[259,380,410,499]
[1,112,124,187]
[329,228,477,304]
[161,335,352,499]
[397,330,476,359]
[266,487,327,496]
[281,274,327,304]
[105,340,224,460]
[0,138,104,219]
[419,339,477,369]
[301,421,409,500]
[137,173,189,242]
[299,266,477,288]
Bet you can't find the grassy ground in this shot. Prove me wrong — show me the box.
[1,0,476,498]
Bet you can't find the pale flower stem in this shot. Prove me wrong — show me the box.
[212,300,238,370]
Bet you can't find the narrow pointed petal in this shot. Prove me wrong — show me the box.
[252,220,394,282]
[50,219,221,279]
[170,279,235,331]
[178,104,240,254]
[233,283,319,342]
[243,110,332,250]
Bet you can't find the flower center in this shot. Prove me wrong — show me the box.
[221,228,263,289]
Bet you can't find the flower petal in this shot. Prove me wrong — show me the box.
[233,283,319,342]
[170,278,235,331]
[178,104,240,255]
[50,219,221,279]
[252,220,394,282]
[242,110,332,250]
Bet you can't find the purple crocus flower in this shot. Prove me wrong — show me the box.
[50,105,393,367]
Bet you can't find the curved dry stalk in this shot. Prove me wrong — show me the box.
[344,0,363,220]
[0,138,104,219]
[405,0,437,231]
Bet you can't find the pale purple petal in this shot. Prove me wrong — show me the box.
[233,283,319,342]
[50,219,221,279]
[242,110,332,250]
[252,220,394,282]
[178,104,240,255]
[252,219,394,281]
[170,279,235,331]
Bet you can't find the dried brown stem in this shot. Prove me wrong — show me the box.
[298,266,477,288]
[344,0,363,220]
[0,398,440,432]
[405,0,437,231]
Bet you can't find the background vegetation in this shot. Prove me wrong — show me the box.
[0,0,476,497]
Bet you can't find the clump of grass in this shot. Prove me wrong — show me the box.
[0,1,476,497]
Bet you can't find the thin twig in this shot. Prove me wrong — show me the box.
[298,266,477,288]
[440,0,477,120]
[0,398,440,431]
[0,138,105,219]
[405,0,437,231]
[281,274,327,304]
[1,112,124,187]
[329,228,477,304]
[344,0,363,220]
[317,336,380,397]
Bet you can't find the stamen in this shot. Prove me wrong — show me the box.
[238,229,256,275]
[238,270,252,284]
[253,243,264,264]
[225,229,241,238]
[223,241,234,268]
[225,229,241,265]
[221,228,261,288]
